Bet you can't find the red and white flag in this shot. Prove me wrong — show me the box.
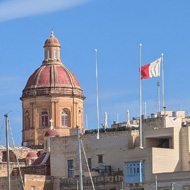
[141,58,161,79]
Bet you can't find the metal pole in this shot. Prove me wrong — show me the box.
[77,127,83,190]
[121,180,123,190]
[139,43,143,148]
[155,174,157,190]
[161,53,165,111]
[95,49,100,139]
[157,81,160,112]
[80,139,95,190]
[5,114,11,190]
[144,102,146,118]
[171,182,174,190]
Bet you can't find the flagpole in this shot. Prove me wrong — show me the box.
[161,53,164,111]
[144,102,146,118]
[139,44,143,148]
[95,49,100,140]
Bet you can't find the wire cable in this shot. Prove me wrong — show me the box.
[80,139,95,190]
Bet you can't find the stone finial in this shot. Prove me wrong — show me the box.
[51,29,54,36]
[50,118,54,130]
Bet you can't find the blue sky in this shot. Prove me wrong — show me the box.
[0,0,190,145]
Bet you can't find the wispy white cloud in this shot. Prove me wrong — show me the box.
[0,0,90,22]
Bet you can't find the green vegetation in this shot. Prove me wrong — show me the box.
[84,126,138,134]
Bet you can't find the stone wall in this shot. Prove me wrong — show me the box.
[54,175,123,190]
[24,174,53,190]
[12,165,50,176]
[0,174,53,190]
[0,176,22,190]
[0,162,25,177]
[50,130,139,178]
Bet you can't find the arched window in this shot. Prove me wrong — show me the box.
[61,110,68,127]
[42,111,48,127]
[25,111,30,129]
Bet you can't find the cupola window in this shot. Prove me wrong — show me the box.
[61,110,68,127]
[48,50,52,59]
[54,50,57,59]
[42,111,48,127]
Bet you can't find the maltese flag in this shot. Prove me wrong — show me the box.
[141,58,161,79]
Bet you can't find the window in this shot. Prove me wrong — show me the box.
[45,50,48,59]
[68,160,74,177]
[125,161,144,183]
[61,110,68,127]
[88,158,92,170]
[54,50,57,59]
[98,155,103,163]
[25,111,30,129]
[42,111,48,127]
[49,50,52,59]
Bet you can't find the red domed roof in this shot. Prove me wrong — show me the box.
[32,152,50,166]
[25,64,80,89]
[45,129,59,137]
[26,152,38,158]
[21,32,85,99]
[44,31,60,47]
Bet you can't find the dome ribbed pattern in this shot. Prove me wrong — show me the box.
[44,31,60,47]
[25,65,80,88]
[22,64,83,98]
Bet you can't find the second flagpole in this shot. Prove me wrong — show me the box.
[161,53,165,111]
[139,44,143,148]
[95,49,100,140]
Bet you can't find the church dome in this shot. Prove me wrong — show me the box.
[24,64,80,89]
[21,32,84,99]
[26,152,38,158]
[45,129,59,137]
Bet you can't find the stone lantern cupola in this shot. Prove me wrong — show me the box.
[43,31,61,64]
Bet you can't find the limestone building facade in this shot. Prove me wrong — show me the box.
[20,31,85,148]
[123,111,190,190]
